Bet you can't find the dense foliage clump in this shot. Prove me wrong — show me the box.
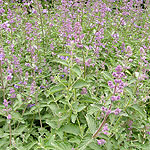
[0,0,150,149]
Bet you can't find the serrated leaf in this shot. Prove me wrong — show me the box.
[13,126,26,136]
[72,79,88,88]
[25,142,37,150]
[102,71,113,80]
[61,124,80,135]
[72,64,81,77]
[69,137,81,144]
[80,96,99,103]
[129,104,146,119]
[11,111,24,123]
[76,105,86,112]
[128,79,136,85]
[106,141,112,150]
[51,141,72,150]
[17,94,22,103]
[88,142,102,150]
[46,120,57,129]
[49,84,65,95]
[86,114,96,134]
[124,87,134,98]
[78,137,93,150]
[134,72,139,78]
[53,59,68,66]
[49,103,59,114]
[87,104,101,115]
[71,114,77,123]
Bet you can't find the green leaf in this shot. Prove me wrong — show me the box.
[69,137,81,144]
[76,104,86,112]
[11,111,24,123]
[87,104,101,115]
[46,120,57,129]
[128,104,146,119]
[49,84,65,95]
[124,87,134,98]
[106,141,112,150]
[52,59,68,66]
[61,124,80,135]
[78,137,93,150]
[51,141,72,150]
[86,114,96,134]
[80,96,99,103]
[134,72,139,78]
[71,114,77,123]
[102,71,113,81]
[49,103,59,113]
[71,64,81,77]
[128,79,136,85]
[88,142,102,150]
[72,79,88,89]
[17,94,22,103]
[25,142,37,150]
[13,126,26,136]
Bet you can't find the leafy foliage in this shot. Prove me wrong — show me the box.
[0,0,150,149]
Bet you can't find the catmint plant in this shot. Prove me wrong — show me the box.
[0,0,150,149]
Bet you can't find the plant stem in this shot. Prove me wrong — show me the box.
[92,85,117,138]
[35,90,42,128]
[92,103,112,138]
[0,60,5,99]
[9,122,12,146]
[34,0,45,51]
[82,50,86,79]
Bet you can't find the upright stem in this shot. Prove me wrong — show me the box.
[69,51,73,88]
[0,60,5,99]
[92,104,112,138]
[92,85,117,138]
[9,122,12,146]
[35,86,43,128]
[82,50,86,79]
[34,0,45,51]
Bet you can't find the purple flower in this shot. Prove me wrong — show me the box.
[60,74,65,78]
[3,99,9,107]
[0,53,4,60]
[7,74,13,81]
[60,56,65,60]
[113,108,121,115]
[147,131,150,135]
[10,93,16,98]
[101,106,107,112]
[108,81,115,88]
[97,139,106,145]
[14,84,19,88]
[106,110,111,115]
[81,87,87,95]
[27,104,35,108]
[7,114,11,120]
[111,96,120,101]
[102,123,109,131]
[75,58,80,64]
[42,9,48,13]
[63,67,68,74]
[115,65,122,73]
[10,88,15,94]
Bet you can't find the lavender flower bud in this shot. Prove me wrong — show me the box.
[97,139,106,145]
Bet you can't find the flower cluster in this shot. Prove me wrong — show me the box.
[3,99,11,120]
[97,139,106,145]
[81,87,87,95]
[108,65,126,102]
[101,123,109,135]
